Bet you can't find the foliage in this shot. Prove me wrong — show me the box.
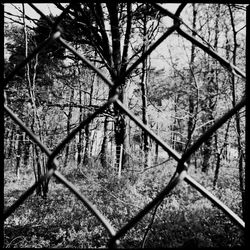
[4,157,244,248]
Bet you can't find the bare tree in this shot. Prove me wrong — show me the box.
[228,4,245,219]
[22,4,48,197]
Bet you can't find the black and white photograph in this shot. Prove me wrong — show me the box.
[2,3,247,248]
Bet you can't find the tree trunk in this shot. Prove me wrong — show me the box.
[201,108,214,173]
[4,126,10,158]
[22,3,48,197]
[7,124,15,159]
[140,11,150,169]
[100,116,109,168]
[201,5,220,173]
[15,133,21,179]
[228,5,245,219]
[23,132,30,167]
[212,4,226,187]
[64,88,74,168]
[84,67,96,164]
[172,95,182,151]
[213,119,231,188]
[34,145,42,196]
[186,3,197,161]
[113,86,130,169]
[107,3,130,170]
[76,69,83,166]
[154,118,159,164]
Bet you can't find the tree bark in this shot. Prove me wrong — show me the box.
[185,3,197,162]
[7,123,15,159]
[107,3,130,169]
[64,88,74,168]
[66,3,133,169]
[140,10,150,169]
[22,4,48,197]
[83,62,96,164]
[23,132,30,167]
[113,84,130,169]
[213,119,231,188]
[15,133,21,179]
[212,4,225,188]
[228,4,245,219]
[100,116,109,168]
[154,117,159,164]
[77,73,83,166]
[201,5,220,173]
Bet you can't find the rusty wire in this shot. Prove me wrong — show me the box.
[4,3,246,248]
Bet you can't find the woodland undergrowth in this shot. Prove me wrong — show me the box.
[4,157,244,248]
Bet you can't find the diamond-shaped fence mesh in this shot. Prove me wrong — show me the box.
[3,3,246,248]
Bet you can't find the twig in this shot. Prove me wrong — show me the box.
[141,199,163,248]
[140,171,179,247]
[77,167,143,210]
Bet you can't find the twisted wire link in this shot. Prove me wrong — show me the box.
[108,170,188,248]
[4,3,246,248]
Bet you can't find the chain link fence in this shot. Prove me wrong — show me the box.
[3,3,246,248]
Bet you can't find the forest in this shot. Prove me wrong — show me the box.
[3,3,246,248]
